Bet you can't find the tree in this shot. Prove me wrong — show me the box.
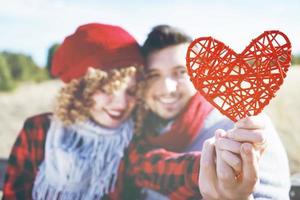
[2,52,38,81]
[292,54,300,65]
[46,43,60,77]
[0,55,15,91]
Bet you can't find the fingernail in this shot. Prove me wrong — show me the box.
[227,129,234,139]
[220,130,226,137]
[243,144,252,154]
[236,117,247,127]
[215,129,222,138]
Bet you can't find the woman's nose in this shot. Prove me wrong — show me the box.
[111,90,131,108]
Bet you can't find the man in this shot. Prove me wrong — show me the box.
[139,25,290,199]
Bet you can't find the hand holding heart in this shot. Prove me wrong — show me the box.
[190,31,290,199]
[199,115,267,200]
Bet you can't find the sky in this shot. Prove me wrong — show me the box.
[0,0,299,66]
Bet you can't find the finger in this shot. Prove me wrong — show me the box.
[215,130,236,188]
[235,115,266,130]
[227,128,266,146]
[199,138,219,199]
[258,142,268,158]
[221,150,242,174]
[216,148,237,190]
[240,143,259,191]
[216,137,242,154]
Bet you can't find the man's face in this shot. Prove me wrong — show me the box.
[144,43,197,120]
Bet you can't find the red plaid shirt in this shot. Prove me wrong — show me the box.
[2,113,201,200]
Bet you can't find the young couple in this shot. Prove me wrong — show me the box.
[2,23,290,200]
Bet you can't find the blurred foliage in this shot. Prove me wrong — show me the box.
[0,45,299,92]
[292,54,300,65]
[3,52,40,81]
[0,51,52,92]
[46,43,60,77]
[0,55,15,91]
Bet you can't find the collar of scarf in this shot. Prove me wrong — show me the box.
[32,117,134,200]
[143,93,213,152]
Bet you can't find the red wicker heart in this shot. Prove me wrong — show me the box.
[186,31,291,122]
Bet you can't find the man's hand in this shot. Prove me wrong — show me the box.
[199,115,268,200]
[199,138,257,200]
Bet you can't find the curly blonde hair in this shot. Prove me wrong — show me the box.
[54,66,141,125]
[133,79,151,136]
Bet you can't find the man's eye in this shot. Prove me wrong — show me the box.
[179,69,187,74]
[146,73,160,80]
[174,69,187,78]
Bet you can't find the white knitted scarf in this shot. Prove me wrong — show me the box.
[32,118,134,200]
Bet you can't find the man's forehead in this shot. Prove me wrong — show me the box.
[146,43,189,67]
[146,65,185,72]
[152,44,187,56]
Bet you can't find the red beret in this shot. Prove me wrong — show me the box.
[51,23,143,83]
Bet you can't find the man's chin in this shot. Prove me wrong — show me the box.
[157,110,178,120]
[149,103,180,119]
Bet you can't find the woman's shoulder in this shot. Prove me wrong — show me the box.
[20,112,53,141]
[23,113,53,129]
[24,112,53,122]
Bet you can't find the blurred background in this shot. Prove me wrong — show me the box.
[0,0,300,188]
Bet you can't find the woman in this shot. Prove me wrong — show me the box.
[2,23,143,200]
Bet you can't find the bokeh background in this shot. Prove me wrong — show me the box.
[1,0,300,185]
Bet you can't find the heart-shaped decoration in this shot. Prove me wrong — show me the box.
[186,31,291,122]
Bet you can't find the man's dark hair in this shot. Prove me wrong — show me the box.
[141,25,192,58]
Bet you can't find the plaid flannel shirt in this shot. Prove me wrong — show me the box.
[2,113,201,200]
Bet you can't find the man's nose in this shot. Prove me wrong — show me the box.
[161,77,178,93]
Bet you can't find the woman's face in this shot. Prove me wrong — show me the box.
[90,76,137,128]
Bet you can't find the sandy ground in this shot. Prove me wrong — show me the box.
[0,67,300,174]
[265,67,300,174]
[0,80,63,159]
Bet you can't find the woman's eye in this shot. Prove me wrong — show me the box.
[126,87,137,96]
[97,87,112,96]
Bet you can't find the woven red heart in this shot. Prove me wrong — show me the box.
[186,31,291,122]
